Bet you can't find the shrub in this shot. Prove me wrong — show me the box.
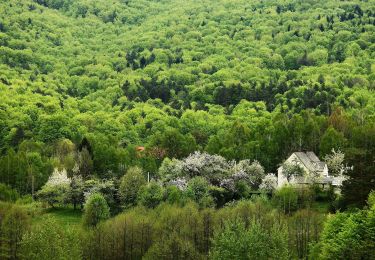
[119,166,146,207]
[166,185,188,206]
[273,186,299,214]
[0,205,30,259]
[138,181,165,208]
[186,177,215,208]
[210,219,289,260]
[0,183,19,202]
[82,193,110,227]
[21,217,81,260]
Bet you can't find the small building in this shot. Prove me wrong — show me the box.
[277,151,344,188]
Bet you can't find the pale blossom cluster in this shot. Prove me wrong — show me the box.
[168,178,188,190]
[45,168,71,187]
[324,149,348,177]
[259,174,277,192]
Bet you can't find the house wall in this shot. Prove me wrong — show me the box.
[277,153,310,188]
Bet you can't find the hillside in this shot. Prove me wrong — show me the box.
[0,1,374,258]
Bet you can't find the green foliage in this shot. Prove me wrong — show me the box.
[273,186,299,214]
[165,185,188,206]
[37,184,66,207]
[210,219,289,260]
[0,184,19,202]
[119,166,146,207]
[82,193,110,227]
[319,127,346,157]
[0,205,30,259]
[0,0,373,256]
[316,205,375,259]
[138,181,165,208]
[367,190,375,208]
[186,177,214,208]
[144,232,202,260]
[20,217,81,260]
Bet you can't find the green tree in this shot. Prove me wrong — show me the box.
[82,193,110,227]
[210,219,289,260]
[186,177,214,208]
[119,166,146,207]
[319,127,346,156]
[0,206,30,259]
[138,181,165,208]
[21,218,81,260]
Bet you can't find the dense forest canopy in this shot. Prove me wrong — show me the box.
[0,0,374,206]
[0,0,374,259]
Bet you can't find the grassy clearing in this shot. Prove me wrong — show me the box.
[33,207,83,228]
[311,201,330,214]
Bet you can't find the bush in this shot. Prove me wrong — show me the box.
[367,190,375,207]
[0,205,31,259]
[119,166,146,207]
[21,217,81,260]
[186,177,215,208]
[165,185,188,206]
[138,181,165,208]
[82,193,110,227]
[144,233,202,260]
[0,183,19,202]
[273,186,298,214]
[37,184,67,208]
[210,219,289,260]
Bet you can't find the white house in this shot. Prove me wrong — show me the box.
[277,151,345,188]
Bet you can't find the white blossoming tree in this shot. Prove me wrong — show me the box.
[158,158,184,182]
[233,160,266,190]
[324,149,348,177]
[259,174,277,193]
[181,152,231,185]
[37,168,71,207]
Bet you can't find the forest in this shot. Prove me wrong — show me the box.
[0,0,374,259]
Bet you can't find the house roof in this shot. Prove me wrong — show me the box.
[293,151,326,172]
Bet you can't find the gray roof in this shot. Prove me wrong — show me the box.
[293,151,326,172]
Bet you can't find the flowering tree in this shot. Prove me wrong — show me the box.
[46,168,71,186]
[181,152,231,185]
[168,178,188,190]
[259,174,277,193]
[158,158,183,182]
[234,160,265,190]
[37,168,71,207]
[324,149,348,177]
[282,161,305,182]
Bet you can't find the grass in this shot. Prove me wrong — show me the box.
[311,201,330,214]
[33,207,83,228]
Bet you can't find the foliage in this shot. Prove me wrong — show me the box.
[0,184,19,202]
[186,177,215,208]
[138,181,165,208]
[316,205,375,259]
[0,205,31,259]
[210,219,289,260]
[273,186,299,214]
[119,166,146,207]
[20,217,81,260]
[368,190,375,208]
[82,193,110,227]
[324,149,347,177]
[282,161,305,182]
